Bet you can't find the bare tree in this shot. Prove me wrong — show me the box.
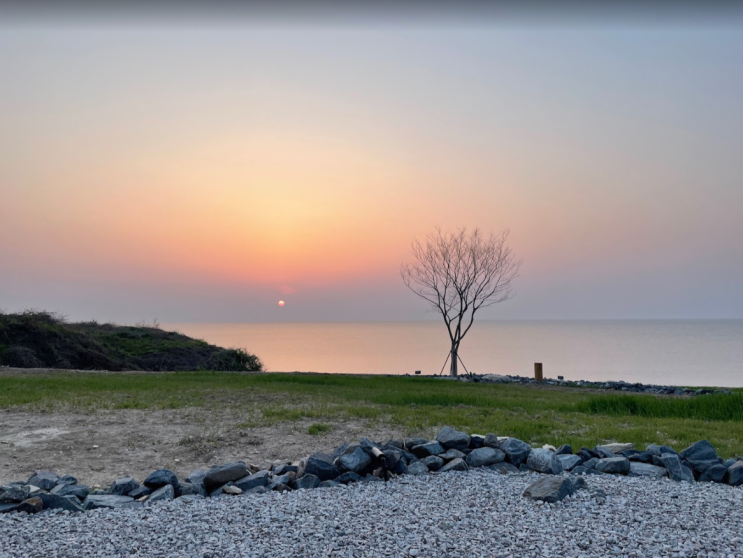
[401,227,521,377]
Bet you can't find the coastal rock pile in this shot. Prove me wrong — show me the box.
[1,429,741,514]
[450,374,733,396]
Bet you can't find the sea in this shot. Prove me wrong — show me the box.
[165,320,743,388]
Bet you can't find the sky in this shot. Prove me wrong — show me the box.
[1,5,743,322]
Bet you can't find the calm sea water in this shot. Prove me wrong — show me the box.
[165,320,743,387]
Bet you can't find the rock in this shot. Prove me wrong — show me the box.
[659,445,678,455]
[149,484,175,502]
[301,453,340,482]
[488,462,520,474]
[526,449,563,475]
[272,464,298,476]
[421,456,445,471]
[411,442,445,458]
[628,462,668,478]
[0,503,20,513]
[26,471,59,491]
[439,449,466,461]
[339,447,372,473]
[405,438,429,450]
[727,461,743,486]
[436,426,470,450]
[595,457,630,475]
[483,433,501,448]
[660,454,695,482]
[439,458,468,473]
[596,443,635,454]
[268,473,296,490]
[407,462,429,475]
[523,475,586,503]
[382,449,408,474]
[698,463,727,483]
[557,454,583,471]
[359,437,381,452]
[318,480,340,489]
[16,497,43,514]
[595,447,616,459]
[628,451,654,463]
[186,469,207,486]
[0,485,29,503]
[127,486,152,499]
[178,482,207,497]
[498,438,532,466]
[38,493,85,512]
[292,474,320,490]
[469,434,485,449]
[83,495,134,510]
[51,484,90,500]
[582,458,599,470]
[56,475,78,486]
[144,469,179,490]
[235,471,270,492]
[221,485,243,495]
[556,444,573,455]
[203,462,249,490]
[465,447,505,468]
[571,466,604,476]
[108,477,139,496]
[680,440,719,464]
[646,444,663,456]
[336,472,363,484]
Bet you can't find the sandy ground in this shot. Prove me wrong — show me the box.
[0,406,403,487]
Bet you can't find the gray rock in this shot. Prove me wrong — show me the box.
[680,440,719,464]
[83,495,134,510]
[26,471,58,491]
[108,477,139,496]
[488,462,520,474]
[178,482,207,497]
[272,464,298,476]
[469,434,486,448]
[557,454,582,471]
[523,475,586,503]
[382,449,407,475]
[0,503,20,513]
[628,462,667,478]
[268,473,296,490]
[439,449,466,461]
[404,438,429,450]
[698,464,727,483]
[411,442,445,458]
[301,453,340,482]
[149,485,175,502]
[483,433,501,449]
[292,474,321,490]
[465,447,505,468]
[234,471,270,492]
[336,472,363,484]
[144,469,179,490]
[440,458,468,473]
[646,444,663,456]
[527,449,564,475]
[582,458,599,470]
[556,444,573,455]
[436,426,470,450]
[421,456,445,471]
[727,461,743,486]
[596,443,635,454]
[38,493,85,512]
[51,483,90,500]
[498,437,532,466]
[127,486,152,499]
[0,485,30,503]
[186,469,207,486]
[595,447,616,459]
[660,454,695,482]
[407,462,429,475]
[203,462,249,490]
[56,475,78,486]
[16,497,43,514]
[595,457,630,475]
[339,447,372,473]
[318,480,340,489]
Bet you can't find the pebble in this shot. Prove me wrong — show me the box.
[1,470,741,557]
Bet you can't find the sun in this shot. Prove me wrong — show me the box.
[278,300,285,307]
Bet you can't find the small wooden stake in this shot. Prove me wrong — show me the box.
[534,362,543,382]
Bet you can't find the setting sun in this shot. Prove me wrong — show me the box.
[278,300,285,307]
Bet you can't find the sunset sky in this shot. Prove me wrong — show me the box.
[2,6,743,322]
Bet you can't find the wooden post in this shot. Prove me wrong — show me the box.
[534,363,543,382]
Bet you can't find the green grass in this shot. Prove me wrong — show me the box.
[308,423,331,435]
[1,371,742,457]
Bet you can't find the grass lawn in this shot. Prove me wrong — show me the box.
[2,371,742,458]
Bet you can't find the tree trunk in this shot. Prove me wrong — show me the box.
[450,345,458,377]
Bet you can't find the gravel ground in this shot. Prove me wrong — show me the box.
[1,470,742,558]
